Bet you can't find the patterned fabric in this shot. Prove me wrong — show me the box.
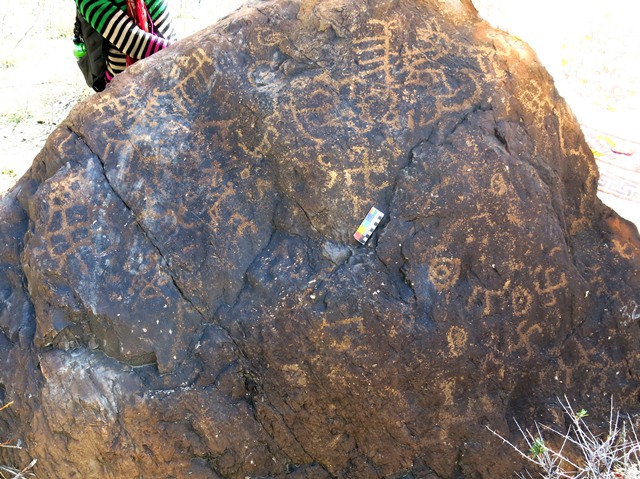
[75,0,176,81]
[125,0,151,67]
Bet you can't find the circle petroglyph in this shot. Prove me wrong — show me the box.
[511,285,533,317]
[429,256,461,291]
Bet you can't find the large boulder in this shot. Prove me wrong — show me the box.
[1,0,639,477]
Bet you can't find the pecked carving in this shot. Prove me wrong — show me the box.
[0,0,638,478]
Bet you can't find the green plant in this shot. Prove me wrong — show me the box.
[529,437,547,459]
[0,57,15,69]
[489,396,640,479]
[575,409,589,420]
[1,168,16,178]
[2,110,31,125]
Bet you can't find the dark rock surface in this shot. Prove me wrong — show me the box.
[1,0,640,477]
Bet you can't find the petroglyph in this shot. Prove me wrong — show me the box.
[533,265,568,307]
[467,279,533,318]
[510,285,533,317]
[447,325,468,357]
[611,238,636,260]
[2,1,639,478]
[429,256,461,292]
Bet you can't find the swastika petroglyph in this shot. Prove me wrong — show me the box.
[533,264,568,307]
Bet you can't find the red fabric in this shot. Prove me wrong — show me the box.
[126,0,150,66]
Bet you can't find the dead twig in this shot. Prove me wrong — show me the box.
[0,459,37,478]
[488,396,640,479]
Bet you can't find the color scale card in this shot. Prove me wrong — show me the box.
[354,207,384,244]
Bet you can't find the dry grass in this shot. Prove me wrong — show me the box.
[0,460,37,479]
[490,397,640,479]
[0,403,36,479]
